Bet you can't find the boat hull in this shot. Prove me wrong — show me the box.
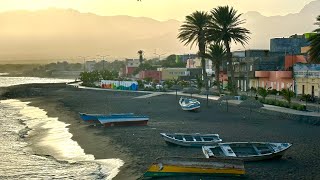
[144,157,245,178]
[102,119,148,127]
[161,133,221,147]
[179,98,201,111]
[203,142,292,162]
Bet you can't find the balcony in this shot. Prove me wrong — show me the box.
[275,71,292,78]
[255,71,270,78]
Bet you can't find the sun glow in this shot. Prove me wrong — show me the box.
[0,0,315,21]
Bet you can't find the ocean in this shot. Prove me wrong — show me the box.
[0,77,123,179]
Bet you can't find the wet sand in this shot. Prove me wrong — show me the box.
[2,84,320,179]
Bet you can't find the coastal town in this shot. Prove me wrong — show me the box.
[0,0,320,179]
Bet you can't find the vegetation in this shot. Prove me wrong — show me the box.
[257,87,269,100]
[178,11,211,90]
[133,62,157,75]
[308,15,320,63]
[259,98,306,111]
[208,6,250,94]
[79,70,118,87]
[280,88,295,105]
[161,54,186,67]
[206,43,226,93]
[138,50,144,63]
[94,60,125,72]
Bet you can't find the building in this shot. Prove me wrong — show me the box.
[158,68,189,80]
[252,71,293,91]
[120,59,140,77]
[139,70,162,81]
[284,55,307,70]
[85,61,96,72]
[230,49,287,91]
[270,34,311,55]
[293,64,320,97]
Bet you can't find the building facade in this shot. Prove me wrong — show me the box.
[270,34,310,55]
[139,70,162,81]
[293,64,320,97]
[158,68,189,80]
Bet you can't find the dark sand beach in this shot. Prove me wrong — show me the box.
[2,83,320,179]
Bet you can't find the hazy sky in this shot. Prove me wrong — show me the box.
[0,0,316,21]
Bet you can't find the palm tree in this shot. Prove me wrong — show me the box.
[206,43,226,93]
[138,50,144,64]
[208,6,250,94]
[178,11,211,90]
[309,15,320,63]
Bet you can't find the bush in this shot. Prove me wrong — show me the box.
[240,95,248,101]
[297,105,306,111]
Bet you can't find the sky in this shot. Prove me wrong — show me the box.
[0,0,316,21]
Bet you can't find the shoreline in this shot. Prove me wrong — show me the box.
[2,83,320,179]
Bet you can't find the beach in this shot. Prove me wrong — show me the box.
[2,83,320,179]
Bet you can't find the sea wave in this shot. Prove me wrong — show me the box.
[0,99,123,179]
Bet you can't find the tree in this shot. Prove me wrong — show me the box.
[208,6,250,94]
[138,50,144,64]
[257,87,269,100]
[206,43,226,93]
[309,15,320,63]
[281,88,295,105]
[178,11,211,90]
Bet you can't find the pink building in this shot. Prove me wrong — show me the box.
[254,71,293,91]
[284,55,307,70]
[139,70,162,81]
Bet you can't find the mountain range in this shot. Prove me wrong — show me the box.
[0,0,319,63]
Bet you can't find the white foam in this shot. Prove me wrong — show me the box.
[1,99,124,179]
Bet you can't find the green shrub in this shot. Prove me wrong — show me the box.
[297,105,306,111]
[240,95,248,101]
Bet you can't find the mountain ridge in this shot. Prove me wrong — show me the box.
[0,0,319,62]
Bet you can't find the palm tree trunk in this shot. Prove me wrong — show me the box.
[215,63,221,93]
[199,32,208,90]
[224,41,236,94]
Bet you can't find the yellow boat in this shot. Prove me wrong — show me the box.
[144,157,245,177]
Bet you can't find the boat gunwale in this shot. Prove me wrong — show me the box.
[160,133,222,143]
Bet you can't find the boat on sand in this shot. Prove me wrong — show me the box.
[143,157,245,177]
[202,142,292,161]
[179,97,200,111]
[160,133,222,147]
[79,113,149,127]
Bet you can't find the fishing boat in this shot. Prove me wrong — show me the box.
[97,114,149,127]
[143,157,245,177]
[179,97,200,111]
[202,142,292,161]
[79,113,135,123]
[160,133,222,147]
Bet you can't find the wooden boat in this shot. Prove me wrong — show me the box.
[79,113,134,123]
[143,157,245,177]
[202,142,292,161]
[97,114,149,127]
[160,133,222,147]
[179,97,200,111]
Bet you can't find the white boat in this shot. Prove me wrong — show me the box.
[179,97,200,111]
[160,133,222,147]
[202,142,292,161]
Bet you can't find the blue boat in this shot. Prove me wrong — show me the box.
[179,97,200,111]
[79,113,149,127]
[97,115,149,127]
[79,113,135,123]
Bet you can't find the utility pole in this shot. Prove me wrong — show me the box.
[79,56,89,72]
[97,55,110,70]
